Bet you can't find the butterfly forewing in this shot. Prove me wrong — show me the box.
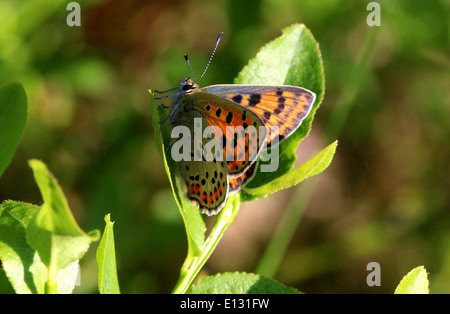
[228,161,258,193]
[191,92,267,176]
[200,85,316,145]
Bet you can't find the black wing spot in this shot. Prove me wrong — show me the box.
[248,94,261,107]
[232,94,242,104]
[226,112,233,124]
[263,111,272,120]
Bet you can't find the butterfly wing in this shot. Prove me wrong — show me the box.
[199,85,315,145]
[228,161,258,193]
[189,92,268,176]
[178,159,229,215]
[173,113,229,215]
[167,83,313,215]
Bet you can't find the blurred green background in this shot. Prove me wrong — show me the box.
[0,0,448,293]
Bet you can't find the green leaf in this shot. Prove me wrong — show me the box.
[26,159,99,293]
[0,82,27,178]
[0,201,80,294]
[188,272,301,294]
[149,91,205,254]
[0,201,43,293]
[244,141,337,196]
[97,214,121,294]
[0,267,15,294]
[236,23,325,191]
[394,266,429,294]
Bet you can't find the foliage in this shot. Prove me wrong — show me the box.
[0,0,448,294]
[0,157,100,293]
[0,82,27,177]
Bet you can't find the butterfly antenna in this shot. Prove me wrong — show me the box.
[183,32,223,83]
[184,54,196,83]
[197,32,223,84]
[184,32,223,83]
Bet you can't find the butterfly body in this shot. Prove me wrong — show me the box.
[162,77,315,215]
[156,32,315,215]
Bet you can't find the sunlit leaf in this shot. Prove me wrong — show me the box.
[188,272,301,294]
[0,82,27,178]
[395,266,429,294]
[97,214,120,294]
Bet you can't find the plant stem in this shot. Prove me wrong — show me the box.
[45,251,58,294]
[172,195,240,294]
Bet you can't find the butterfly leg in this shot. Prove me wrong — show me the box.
[153,87,179,94]
[164,137,177,156]
[159,114,170,125]
[155,92,182,100]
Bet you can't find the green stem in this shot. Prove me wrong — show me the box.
[172,195,240,294]
[45,250,58,294]
[44,280,57,294]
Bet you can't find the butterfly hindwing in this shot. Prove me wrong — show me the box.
[200,85,315,145]
[178,159,228,215]
[173,114,229,215]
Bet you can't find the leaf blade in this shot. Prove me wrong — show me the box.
[0,201,43,293]
[0,200,85,294]
[244,141,337,196]
[97,214,121,294]
[394,266,429,294]
[149,91,206,253]
[26,160,99,292]
[0,81,27,178]
[235,24,325,192]
[188,272,301,294]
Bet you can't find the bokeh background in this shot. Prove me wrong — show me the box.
[0,0,448,293]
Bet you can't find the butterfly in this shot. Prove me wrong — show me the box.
[154,32,316,215]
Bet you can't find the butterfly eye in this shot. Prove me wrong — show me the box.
[182,83,195,91]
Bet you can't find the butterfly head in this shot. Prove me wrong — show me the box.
[156,32,223,126]
[179,77,198,94]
